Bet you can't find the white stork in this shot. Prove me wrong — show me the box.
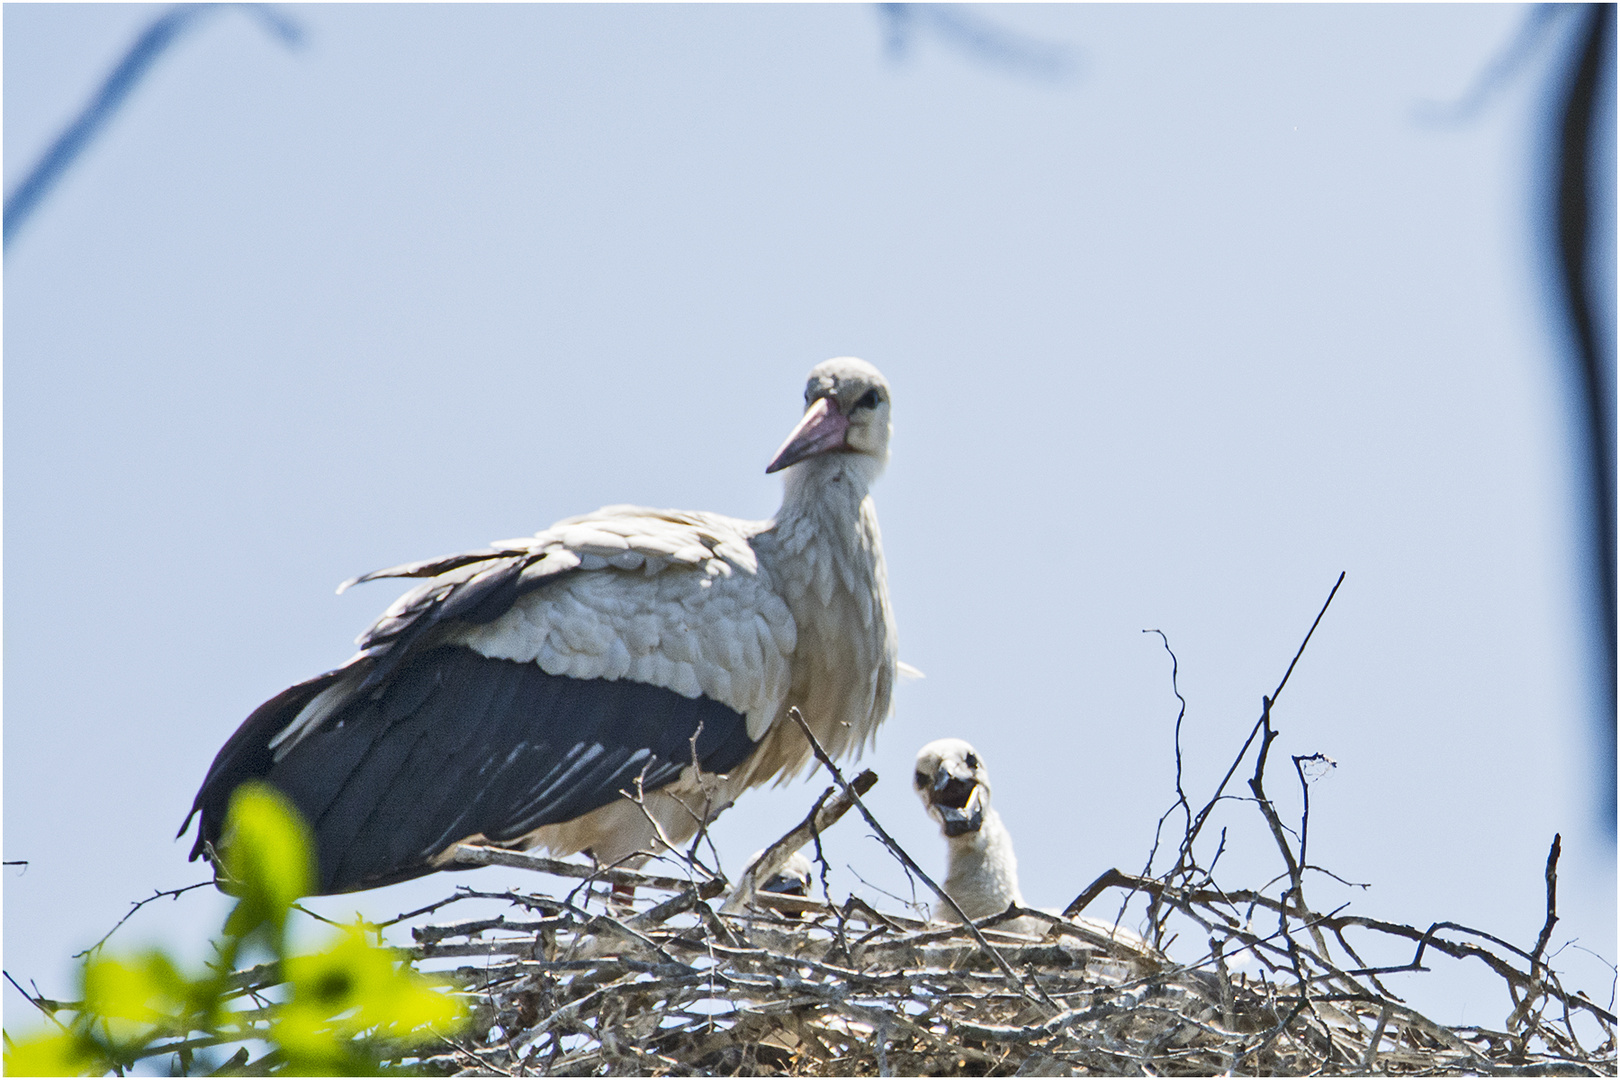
[183,358,899,895]
[728,848,816,908]
[915,738,1156,952]
[913,738,1040,933]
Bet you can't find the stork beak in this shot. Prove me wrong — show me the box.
[761,872,808,897]
[766,396,850,474]
[930,769,985,837]
[939,804,983,838]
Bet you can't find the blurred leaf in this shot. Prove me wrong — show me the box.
[285,925,467,1038]
[3,788,460,1075]
[219,782,314,940]
[270,1002,364,1074]
[82,951,186,1024]
[377,973,466,1034]
[81,951,187,1048]
[3,1028,96,1076]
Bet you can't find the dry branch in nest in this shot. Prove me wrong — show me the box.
[403,800,1613,1076]
[192,574,1619,1075]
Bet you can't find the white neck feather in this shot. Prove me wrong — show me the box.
[765,449,889,606]
[751,449,896,768]
[942,807,1025,922]
[775,451,884,527]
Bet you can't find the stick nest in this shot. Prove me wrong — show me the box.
[402,853,1612,1077]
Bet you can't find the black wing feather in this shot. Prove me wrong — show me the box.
[180,667,354,859]
[199,645,757,894]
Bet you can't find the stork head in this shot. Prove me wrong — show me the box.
[766,357,892,475]
[914,737,992,839]
[760,850,814,897]
[732,848,814,919]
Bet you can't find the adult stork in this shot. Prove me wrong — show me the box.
[183,358,900,895]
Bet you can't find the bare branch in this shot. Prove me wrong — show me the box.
[72,880,216,959]
[720,770,877,915]
[446,844,706,893]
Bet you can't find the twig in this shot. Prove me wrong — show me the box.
[1139,628,1192,941]
[1156,573,1347,908]
[1361,1001,1393,1071]
[1068,865,1618,1028]
[3,5,303,250]
[1531,833,1563,983]
[447,844,704,893]
[1291,752,1334,876]
[73,880,217,958]
[3,969,72,1033]
[1272,572,1346,704]
[720,771,877,915]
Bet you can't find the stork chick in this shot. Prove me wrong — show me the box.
[915,738,1159,959]
[913,737,1038,932]
[725,848,816,918]
[759,851,815,899]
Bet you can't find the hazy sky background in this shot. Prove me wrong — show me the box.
[5,3,1615,1036]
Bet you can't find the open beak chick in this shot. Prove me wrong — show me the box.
[914,737,1028,927]
[915,738,1161,957]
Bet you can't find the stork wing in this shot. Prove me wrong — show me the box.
[339,507,777,691]
[268,644,755,893]
[187,506,796,894]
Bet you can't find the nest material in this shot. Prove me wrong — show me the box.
[404,866,1610,1077]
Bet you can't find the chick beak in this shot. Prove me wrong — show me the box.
[766,396,850,474]
[760,873,808,897]
[931,769,984,838]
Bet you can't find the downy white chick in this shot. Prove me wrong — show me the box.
[913,737,1044,935]
[726,848,816,917]
[915,738,1158,956]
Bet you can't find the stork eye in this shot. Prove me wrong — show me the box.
[855,388,882,410]
[964,753,979,769]
[915,770,930,788]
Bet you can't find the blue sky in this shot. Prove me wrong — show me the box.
[5,3,1614,1035]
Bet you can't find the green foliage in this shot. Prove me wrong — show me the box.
[4,783,467,1075]
[218,783,314,941]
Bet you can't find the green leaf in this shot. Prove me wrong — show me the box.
[82,951,186,1025]
[282,926,467,1043]
[3,1029,97,1076]
[80,951,190,1049]
[218,782,315,939]
[270,1002,361,1074]
[28,786,464,1077]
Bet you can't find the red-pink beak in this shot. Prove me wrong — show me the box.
[766,396,850,474]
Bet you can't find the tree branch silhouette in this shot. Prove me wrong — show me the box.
[3,3,302,251]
